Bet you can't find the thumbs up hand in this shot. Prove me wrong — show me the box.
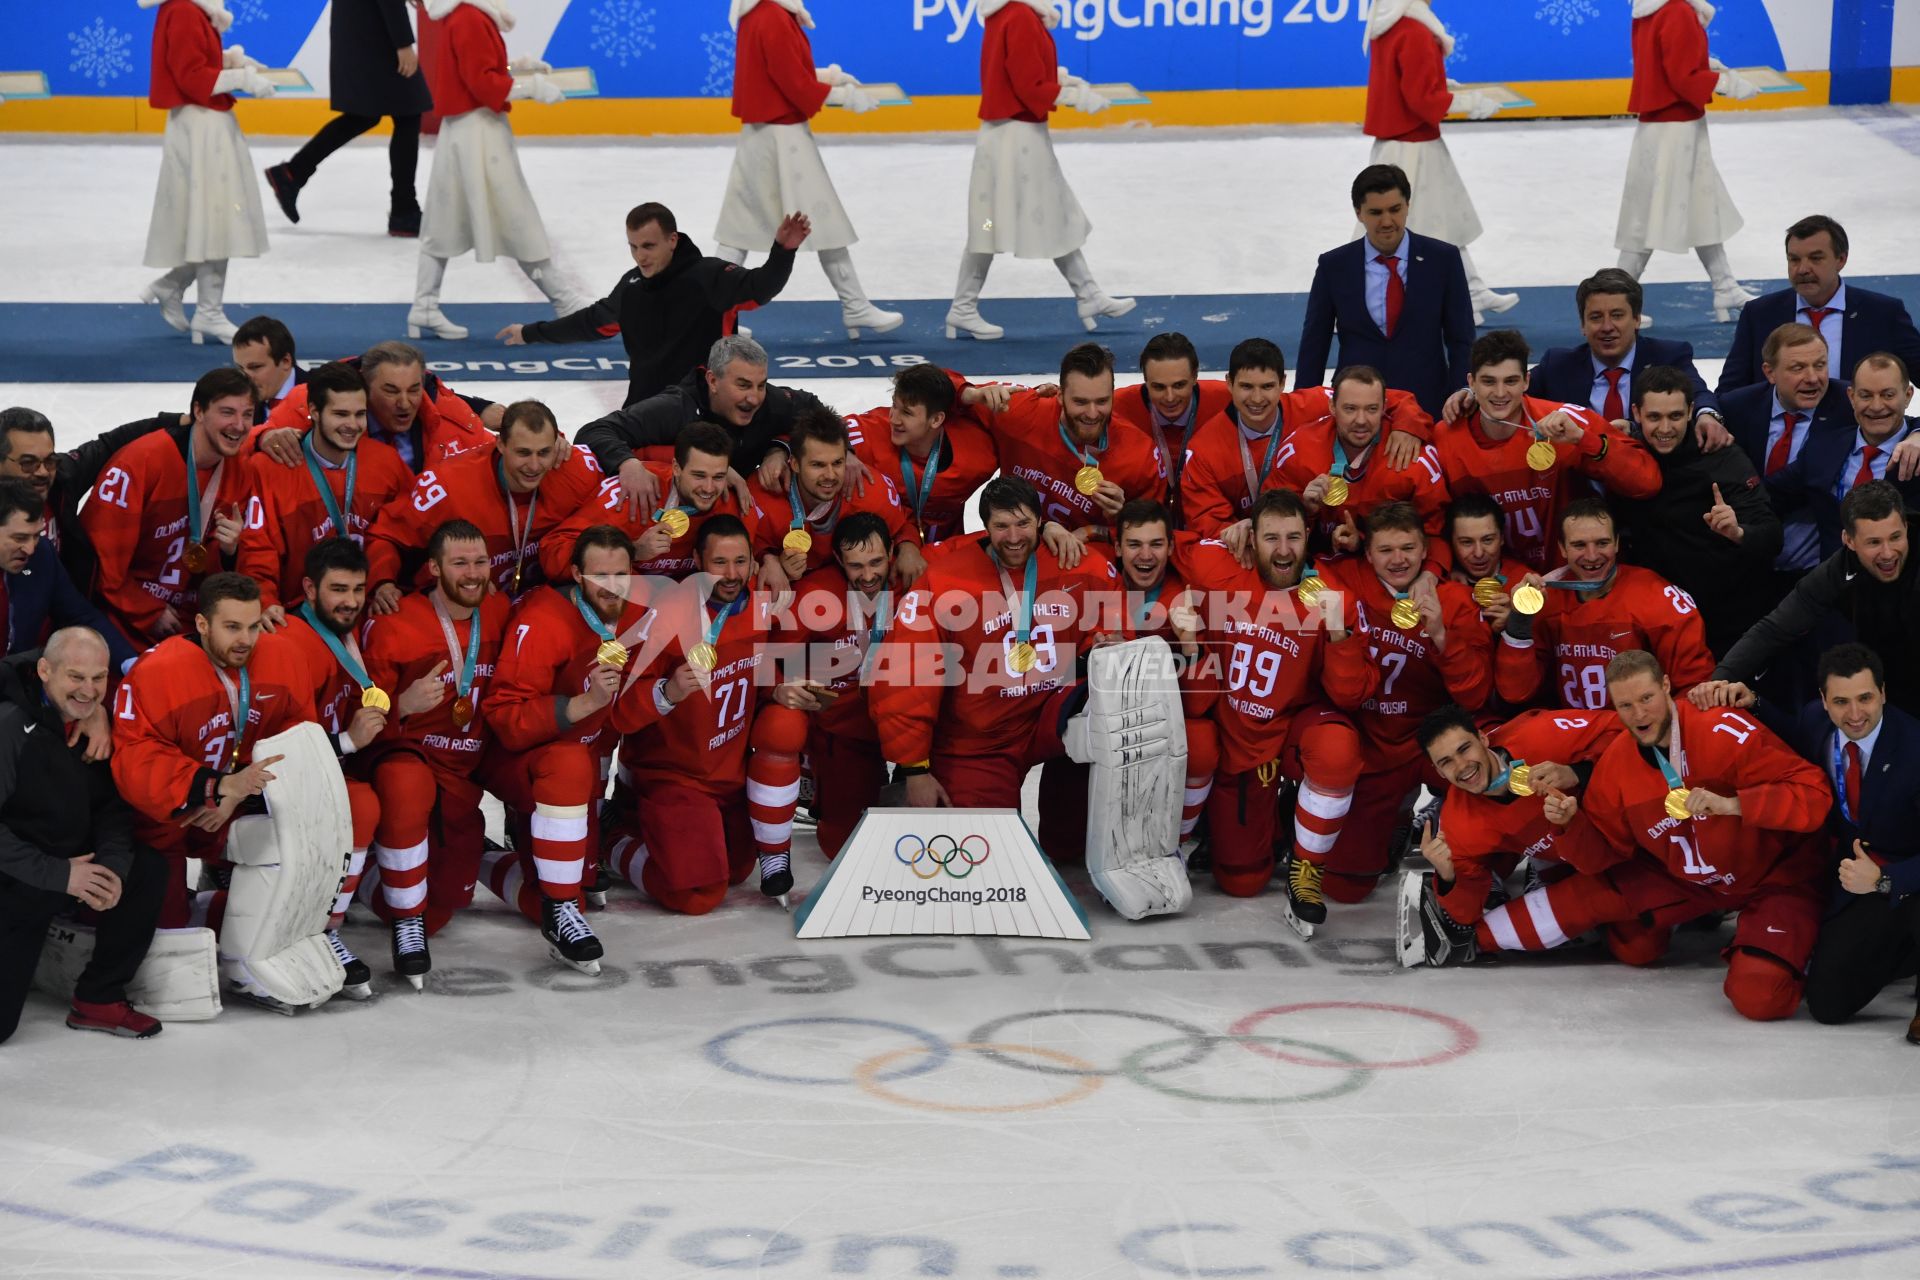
[1839,840,1884,895]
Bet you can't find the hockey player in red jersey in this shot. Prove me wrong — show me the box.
[968,344,1166,534]
[1494,498,1715,710]
[751,407,922,595]
[1444,493,1534,632]
[1107,333,1234,520]
[870,475,1119,862]
[263,341,495,471]
[366,400,599,608]
[1430,330,1659,571]
[111,573,315,928]
[275,538,388,998]
[236,361,412,626]
[478,526,669,970]
[1177,489,1378,930]
[540,422,747,583]
[1313,502,1490,902]
[604,515,799,914]
[1181,340,1431,538]
[358,519,512,985]
[83,367,254,648]
[1399,704,1622,966]
[844,364,1000,544]
[1470,651,1831,1020]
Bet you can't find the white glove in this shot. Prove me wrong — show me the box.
[825,83,877,113]
[1057,81,1111,115]
[509,56,553,76]
[509,73,566,104]
[1448,90,1499,121]
[815,63,855,87]
[213,67,275,97]
[1708,56,1730,73]
[222,44,266,72]
[1714,69,1759,101]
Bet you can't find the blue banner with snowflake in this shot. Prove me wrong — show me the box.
[0,1,1807,100]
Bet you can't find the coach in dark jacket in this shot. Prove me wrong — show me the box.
[0,635,165,1043]
[265,0,434,235]
[0,407,168,597]
[501,203,805,406]
[0,481,137,672]
[1613,368,1780,657]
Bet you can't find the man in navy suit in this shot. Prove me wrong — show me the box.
[0,480,136,673]
[1770,353,1919,560]
[1527,268,1727,440]
[1795,643,1920,1042]
[1719,215,1920,394]
[1296,164,1473,416]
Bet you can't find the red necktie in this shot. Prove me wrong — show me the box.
[1601,367,1627,422]
[1765,412,1799,477]
[1377,254,1403,338]
[1845,741,1863,820]
[1853,444,1881,489]
[1802,305,1834,335]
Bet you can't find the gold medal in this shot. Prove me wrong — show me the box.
[782,528,813,556]
[1295,575,1324,607]
[1323,476,1350,507]
[360,687,391,713]
[1525,440,1558,472]
[1390,598,1421,629]
[657,508,691,539]
[1473,576,1504,608]
[596,640,628,669]
[1664,787,1692,822]
[183,542,209,574]
[452,695,474,730]
[1506,762,1533,797]
[1511,583,1545,615]
[1008,640,1038,674]
[687,642,718,674]
[1073,465,1104,497]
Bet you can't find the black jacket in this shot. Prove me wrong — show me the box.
[329,0,433,118]
[517,234,797,407]
[53,413,173,594]
[1716,549,1920,717]
[579,367,828,475]
[0,653,135,892]
[1613,428,1783,657]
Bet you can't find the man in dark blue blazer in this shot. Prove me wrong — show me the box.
[1719,214,1920,394]
[0,480,137,673]
[1527,268,1726,436]
[1768,355,1920,561]
[1295,164,1473,417]
[1794,643,1920,1041]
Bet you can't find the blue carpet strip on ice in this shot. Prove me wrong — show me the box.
[5,275,1915,385]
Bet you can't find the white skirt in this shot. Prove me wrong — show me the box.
[420,108,551,264]
[1368,136,1483,247]
[1614,117,1743,253]
[965,120,1091,260]
[715,123,857,252]
[143,105,269,269]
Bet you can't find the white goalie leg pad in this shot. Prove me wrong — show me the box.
[218,723,351,1011]
[34,923,223,1021]
[1065,637,1192,920]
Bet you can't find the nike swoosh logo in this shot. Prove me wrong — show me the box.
[1765,926,1785,934]
[1610,630,1633,639]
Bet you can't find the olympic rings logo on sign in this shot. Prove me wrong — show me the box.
[701,1004,1479,1114]
[894,832,992,880]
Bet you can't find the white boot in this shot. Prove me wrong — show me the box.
[1615,248,1656,328]
[518,258,593,320]
[1461,247,1516,326]
[945,251,1003,341]
[188,260,238,346]
[409,254,468,340]
[140,264,195,335]
[820,248,903,340]
[1055,250,1136,332]
[1698,243,1758,322]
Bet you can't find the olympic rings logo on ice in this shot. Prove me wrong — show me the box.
[702,1004,1480,1113]
[893,832,992,879]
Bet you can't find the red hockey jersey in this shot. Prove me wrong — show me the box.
[263,380,493,472]
[1493,565,1715,710]
[486,584,666,754]
[748,471,918,575]
[846,409,999,545]
[361,589,512,774]
[771,563,891,742]
[539,465,750,583]
[279,609,373,738]
[617,591,775,796]
[977,389,1167,531]
[235,435,413,610]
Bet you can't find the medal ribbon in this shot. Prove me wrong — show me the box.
[1544,566,1616,596]
[431,590,481,699]
[185,430,224,544]
[898,438,944,526]
[297,602,371,690]
[1057,419,1106,470]
[1487,751,1527,795]
[1651,747,1686,793]
[855,588,892,678]
[991,547,1041,651]
[787,475,842,534]
[1132,580,1165,632]
[571,586,617,644]
[495,456,538,590]
[703,595,746,653]
[1235,416,1286,511]
[302,433,357,539]
[211,656,252,770]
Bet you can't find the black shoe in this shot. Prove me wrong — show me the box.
[388,205,421,238]
[541,897,604,974]
[1397,871,1478,968]
[265,163,301,224]
[391,916,430,990]
[326,929,373,1000]
[759,851,794,901]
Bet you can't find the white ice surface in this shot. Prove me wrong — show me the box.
[1,111,1918,1280]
